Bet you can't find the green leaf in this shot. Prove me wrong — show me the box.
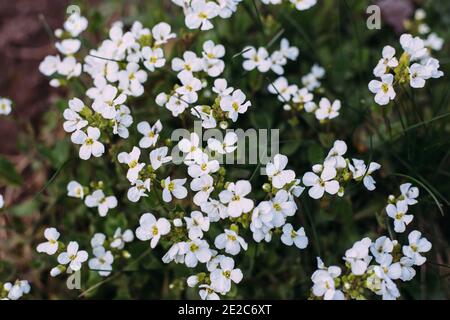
[10,199,39,217]
[0,156,22,186]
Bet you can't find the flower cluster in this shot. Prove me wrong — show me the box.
[241,38,299,75]
[36,228,89,277]
[405,9,445,51]
[89,228,134,276]
[173,0,316,32]
[310,183,431,300]
[156,41,253,128]
[68,180,118,217]
[0,97,12,116]
[0,279,30,300]
[41,14,176,161]
[172,0,243,31]
[250,154,307,246]
[385,183,419,233]
[302,140,381,199]
[369,33,444,106]
[260,0,316,11]
[27,3,441,301]
[39,12,87,87]
[268,65,339,122]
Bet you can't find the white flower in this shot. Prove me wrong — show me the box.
[39,55,60,76]
[303,165,339,199]
[213,78,234,97]
[265,154,296,189]
[150,146,172,170]
[399,257,416,281]
[110,228,134,250]
[113,105,133,139]
[185,0,219,30]
[142,47,166,72]
[118,62,148,97]
[259,190,296,227]
[348,159,381,191]
[88,246,114,276]
[422,57,444,79]
[386,201,413,233]
[85,190,118,217]
[315,98,341,121]
[289,0,317,11]
[71,127,105,160]
[178,132,203,163]
[402,230,432,266]
[424,33,444,51]
[165,94,189,116]
[378,278,400,300]
[185,239,212,267]
[64,12,88,37]
[118,147,145,183]
[242,47,271,72]
[373,254,402,281]
[162,241,188,264]
[207,132,238,154]
[176,72,202,103]
[0,194,4,209]
[63,98,88,134]
[268,77,297,102]
[55,39,81,55]
[36,228,60,255]
[281,224,308,249]
[343,237,372,275]
[57,56,82,78]
[409,63,430,88]
[188,153,219,178]
[67,180,84,199]
[214,229,248,255]
[373,45,398,77]
[92,85,127,119]
[137,120,162,149]
[219,180,254,218]
[369,74,396,106]
[107,25,135,56]
[57,241,88,271]
[152,22,176,45]
[201,199,228,222]
[136,213,171,248]
[399,183,419,205]
[279,38,299,60]
[4,280,31,300]
[0,98,12,115]
[324,140,347,169]
[370,236,394,264]
[400,34,427,61]
[91,233,106,248]
[202,40,225,77]
[172,51,203,75]
[210,256,243,294]
[161,177,188,202]
[191,174,214,206]
[185,211,210,240]
[292,88,314,111]
[311,262,342,300]
[127,179,151,202]
[199,284,220,300]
